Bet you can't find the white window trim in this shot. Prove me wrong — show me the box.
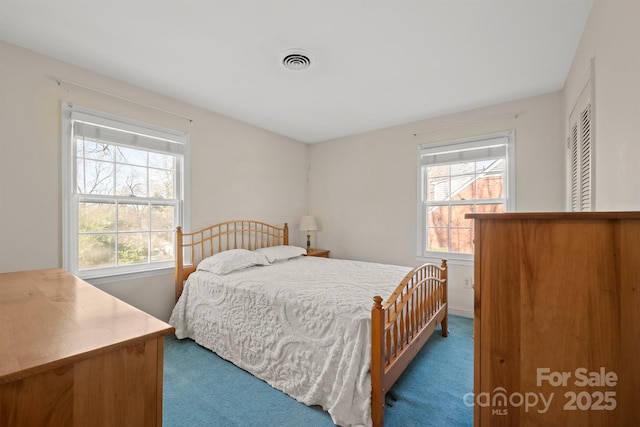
[62,102,190,281]
[416,130,516,265]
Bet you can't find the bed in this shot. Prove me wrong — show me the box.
[169,220,447,427]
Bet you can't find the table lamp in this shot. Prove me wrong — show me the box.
[299,215,317,251]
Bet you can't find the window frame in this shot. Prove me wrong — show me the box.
[62,102,189,282]
[416,131,515,265]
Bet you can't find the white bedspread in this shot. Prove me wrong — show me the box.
[169,256,412,427]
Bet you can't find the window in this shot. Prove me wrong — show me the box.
[417,131,515,263]
[62,103,188,280]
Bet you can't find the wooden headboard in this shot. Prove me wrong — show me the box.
[174,220,289,300]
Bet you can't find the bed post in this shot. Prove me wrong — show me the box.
[283,223,289,245]
[371,295,385,427]
[441,259,448,337]
[175,226,184,302]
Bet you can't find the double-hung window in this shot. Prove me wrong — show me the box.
[417,131,515,263]
[62,103,188,280]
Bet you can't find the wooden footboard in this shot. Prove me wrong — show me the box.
[371,259,448,427]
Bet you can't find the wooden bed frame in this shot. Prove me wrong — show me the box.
[174,220,448,427]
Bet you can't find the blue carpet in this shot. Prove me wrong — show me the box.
[163,315,473,427]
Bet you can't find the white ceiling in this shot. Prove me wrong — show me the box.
[0,1,593,143]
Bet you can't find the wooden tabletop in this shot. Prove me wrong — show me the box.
[0,268,174,383]
[466,211,640,220]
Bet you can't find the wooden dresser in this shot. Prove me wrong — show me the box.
[0,269,174,426]
[467,212,640,427]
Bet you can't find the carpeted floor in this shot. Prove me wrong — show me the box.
[163,315,473,427]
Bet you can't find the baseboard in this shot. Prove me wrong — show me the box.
[448,307,473,319]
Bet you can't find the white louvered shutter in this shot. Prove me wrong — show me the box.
[579,104,592,211]
[568,99,593,212]
[570,123,580,211]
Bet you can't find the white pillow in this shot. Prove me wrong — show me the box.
[254,245,307,263]
[197,249,270,275]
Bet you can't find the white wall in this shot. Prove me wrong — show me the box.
[563,0,640,211]
[0,41,310,321]
[308,92,566,318]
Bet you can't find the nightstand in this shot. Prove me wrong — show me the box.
[305,249,330,258]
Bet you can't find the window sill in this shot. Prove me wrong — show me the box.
[417,254,474,267]
[80,266,174,286]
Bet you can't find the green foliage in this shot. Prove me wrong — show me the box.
[117,236,149,265]
[78,202,174,269]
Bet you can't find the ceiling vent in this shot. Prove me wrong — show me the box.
[280,49,313,71]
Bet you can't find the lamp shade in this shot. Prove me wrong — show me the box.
[299,215,317,231]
